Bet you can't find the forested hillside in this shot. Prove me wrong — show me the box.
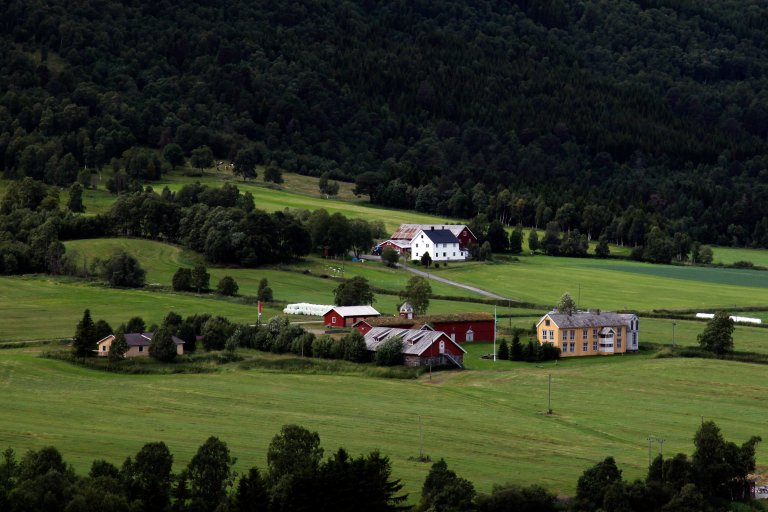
[2,0,768,247]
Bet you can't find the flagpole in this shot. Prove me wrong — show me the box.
[493,305,497,361]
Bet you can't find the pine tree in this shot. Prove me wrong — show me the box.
[497,340,510,360]
[511,334,524,361]
[72,309,96,357]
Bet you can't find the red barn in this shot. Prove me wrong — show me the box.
[324,306,380,328]
[363,327,466,367]
[354,312,495,343]
[390,224,477,251]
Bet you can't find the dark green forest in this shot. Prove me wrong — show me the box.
[2,0,768,247]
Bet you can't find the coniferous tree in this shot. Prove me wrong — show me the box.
[72,309,96,357]
[510,334,523,361]
[149,325,177,362]
[497,340,509,360]
[257,278,273,302]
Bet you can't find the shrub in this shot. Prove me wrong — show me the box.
[344,331,368,362]
[202,316,233,351]
[375,337,404,366]
[216,276,239,296]
[100,250,146,287]
[312,335,335,359]
[172,268,192,291]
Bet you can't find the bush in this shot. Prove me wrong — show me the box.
[100,250,146,287]
[381,247,400,267]
[216,276,239,296]
[375,337,404,366]
[344,331,368,362]
[202,316,233,351]
[172,268,192,291]
[312,335,335,359]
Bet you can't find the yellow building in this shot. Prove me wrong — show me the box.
[536,310,639,357]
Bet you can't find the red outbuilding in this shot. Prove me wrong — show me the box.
[324,306,380,328]
[363,326,466,367]
[354,312,494,343]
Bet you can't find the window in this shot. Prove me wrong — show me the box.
[616,327,622,336]
[593,328,598,337]
[582,341,588,352]
[415,243,419,248]
[562,342,568,352]
[549,330,554,339]
[453,252,456,256]
[593,341,598,351]
[561,331,566,341]
[569,330,575,341]
[582,329,588,340]
[633,333,637,344]
[102,346,107,352]
[542,330,548,340]
[617,339,622,349]
[332,317,336,324]
[138,346,144,352]
[545,319,551,326]
[443,252,446,257]
[570,342,575,352]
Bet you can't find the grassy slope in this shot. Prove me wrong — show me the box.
[1,346,767,499]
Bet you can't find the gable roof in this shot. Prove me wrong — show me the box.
[419,229,460,245]
[363,327,466,356]
[391,224,473,241]
[537,312,636,329]
[327,305,380,317]
[97,332,185,347]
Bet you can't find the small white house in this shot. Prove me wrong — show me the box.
[411,228,467,262]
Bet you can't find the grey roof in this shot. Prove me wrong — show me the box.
[538,312,636,329]
[419,229,460,245]
[363,327,466,356]
[392,224,472,240]
[98,332,185,347]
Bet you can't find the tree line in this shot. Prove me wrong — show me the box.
[0,177,383,276]
[3,0,768,250]
[0,421,758,511]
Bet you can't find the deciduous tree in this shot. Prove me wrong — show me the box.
[697,311,734,355]
[399,276,432,316]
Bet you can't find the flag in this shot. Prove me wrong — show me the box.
[493,305,497,361]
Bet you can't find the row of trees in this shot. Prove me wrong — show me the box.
[0,420,756,511]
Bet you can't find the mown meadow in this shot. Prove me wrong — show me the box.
[1,345,767,501]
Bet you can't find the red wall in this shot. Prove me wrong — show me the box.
[381,240,410,254]
[433,320,495,343]
[456,228,477,249]
[419,334,465,356]
[355,321,372,335]
[325,312,379,327]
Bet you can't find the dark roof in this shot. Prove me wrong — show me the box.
[538,312,636,329]
[99,332,185,346]
[420,229,460,244]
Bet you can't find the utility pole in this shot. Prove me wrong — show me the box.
[547,374,552,415]
[418,415,423,460]
[672,321,676,347]
[647,436,655,467]
[658,438,665,458]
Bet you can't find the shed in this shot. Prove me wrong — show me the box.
[323,305,381,328]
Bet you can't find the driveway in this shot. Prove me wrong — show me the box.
[358,255,513,302]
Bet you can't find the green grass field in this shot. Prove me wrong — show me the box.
[434,255,768,311]
[2,345,767,500]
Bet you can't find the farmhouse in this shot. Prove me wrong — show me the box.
[363,326,466,367]
[323,305,380,328]
[96,332,185,358]
[536,310,639,357]
[354,312,495,343]
[410,228,467,262]
[391,224,477,250]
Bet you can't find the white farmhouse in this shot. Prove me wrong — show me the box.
[411,228,467,262]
